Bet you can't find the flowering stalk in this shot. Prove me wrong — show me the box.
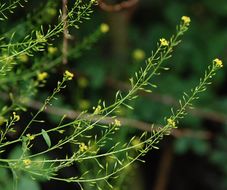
[144,58,224,153]
[19,70,74,138]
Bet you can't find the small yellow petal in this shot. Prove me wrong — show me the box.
[181,16,191,26]
[114,119,121,127]
[213,58,223,68]
[37,72,48,81]
[93,105,102,115]
[160,38,169,46]
[23,159,31,166]
[167,118,176,128]
[79,142,88,152]
[13,112,20,122]
[64,70,74,80]
[26,133,35,140]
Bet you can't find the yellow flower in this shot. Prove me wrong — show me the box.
[36,31,46,42]
[181,16,191,26]
[167,118,176,128]
[37,72,48,81]
[160,38,169,46]
[79,142,88,152]
[132,49,146,61]
[64,70,74,80]
[48,46,58,55]
[213,58,223,68]
[114,119,121,127]
[23,159,31,166]
[91,0,97,4]
[93,105,102,115]
[26,133,35,140]
[13,112,20,122]
[100,23,109,33]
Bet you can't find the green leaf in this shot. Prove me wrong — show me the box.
[41,129,51,148]
[18,176,40,190]
[9,146,23,159]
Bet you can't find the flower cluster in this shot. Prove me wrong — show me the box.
[23,159,32,167]
[64,70,74,80]
[181,16,191,26]
[79,142,88,152]
[167,118,176,128]
[213,58,223,68]
[26,133,35,141]
[160,38,169,46]
[93,105,102,115]
[114,119,121,127]
[35,31,47,42]
[90,0,97,4]
[37,72,48,81]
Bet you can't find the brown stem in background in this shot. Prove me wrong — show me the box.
[108,12,129,77]
[106,78,227,124]
[15,97,213,140]
[98,0,139,12]
[153,142,174,190]
[62,0,68,65]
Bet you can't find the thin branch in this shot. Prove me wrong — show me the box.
[62,0,69,64]
[153,142,173,190]
[98,0,139,12]
[0,89,214,140]
[20,97,213,140]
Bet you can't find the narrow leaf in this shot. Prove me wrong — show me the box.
[41,129,51,148]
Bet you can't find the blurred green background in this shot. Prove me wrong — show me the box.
[0,0,227,189]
